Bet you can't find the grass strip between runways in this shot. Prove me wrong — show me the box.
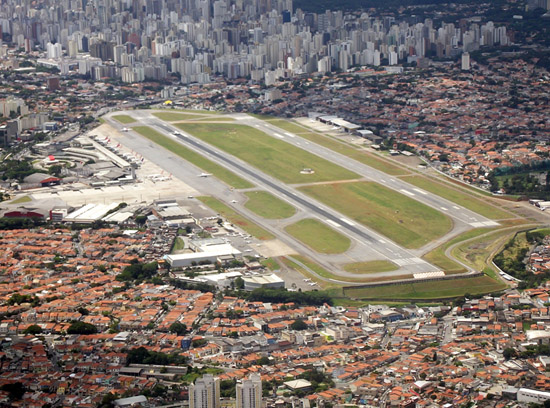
[132,126,253,189]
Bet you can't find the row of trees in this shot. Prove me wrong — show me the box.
[126,346,188,366]
[247,287,333,306]
[115,260,158,282]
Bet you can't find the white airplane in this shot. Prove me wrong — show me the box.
[198,173,212,177]
[231,200,237,203]
[121,127,129,132]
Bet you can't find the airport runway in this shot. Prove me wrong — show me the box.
[105,111,454,278]
[245,117,499,230]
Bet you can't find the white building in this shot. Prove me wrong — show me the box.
[190,374,220,408]
[518,388,550,404]
[236,373,263,408]
[242,274,284,291]
[461,52,470,70]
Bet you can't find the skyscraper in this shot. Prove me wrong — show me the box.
[236,373,262,408]
[189,374,221,408]
[461,52,470,70]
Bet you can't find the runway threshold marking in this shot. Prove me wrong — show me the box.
[340,217,355,226]
[400,189,415,197]
[326,219,341,228]
[413,188,428,195]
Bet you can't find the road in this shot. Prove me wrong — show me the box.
[102,110,489,281]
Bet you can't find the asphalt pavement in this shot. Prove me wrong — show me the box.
[103,110,488,282]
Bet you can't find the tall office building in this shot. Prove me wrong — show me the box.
[461,51,470,70]
[236,373,262,408]
[189,374,221,408]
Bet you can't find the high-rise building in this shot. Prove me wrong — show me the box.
[236,373,262,408]
[189,374,220,408]
[461,51,470,70]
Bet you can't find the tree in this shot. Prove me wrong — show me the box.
[192,338,207,348]
[169,322,188,335]
[97,392,119,408]
[23,324,42,335]
[77,307,90,315]
[234,277,245,290]
[0,382,26,400]
[48,165,63,177]
[256,356,271,366]
[290,318,308,331]
[67,321,98,335]
[503,347,517,360]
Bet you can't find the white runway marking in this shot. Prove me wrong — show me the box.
[340,217,355,226]
[413,188,428,195]
[401,189,415,197]
[326,219,341,228]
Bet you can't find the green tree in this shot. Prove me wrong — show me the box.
[67,321,98,335]
[23,324,42,335]
[0,382,26,400]
[290,318,308,331]
[169,322,188,335]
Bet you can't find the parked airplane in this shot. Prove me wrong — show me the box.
[198,173,212,177]
[121,127,129,132]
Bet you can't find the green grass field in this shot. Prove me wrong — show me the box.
[194,117,235,122]
[299,181,452,249]
[343,261,398,274]
[171,237,185,253]
[422,227,500,273]
[285,219,351,254]
[153,112,209,121]
[244,191,296,219]
[266,119,408,176]
[280,255,408,286]
[344,275,505,300]
[132,126,253,189]
[260,258,280,271]
[197,196,275,240]
[9,195,32,204]
[170,109,220,114]
[176,123,359,184]
[401,175,512,220]
[112,114,136,124]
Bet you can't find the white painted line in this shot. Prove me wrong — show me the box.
[413,188,428,195]
[401,189,416,197]
[326,219,341,228]
[284,132,295,138]
[274,133,285,139]
[379,239,386,244]
[380,179,387,183]
[340,217,355,226]
[453,206,460,210]
[440,207,448,211]
[254,125,260,128]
